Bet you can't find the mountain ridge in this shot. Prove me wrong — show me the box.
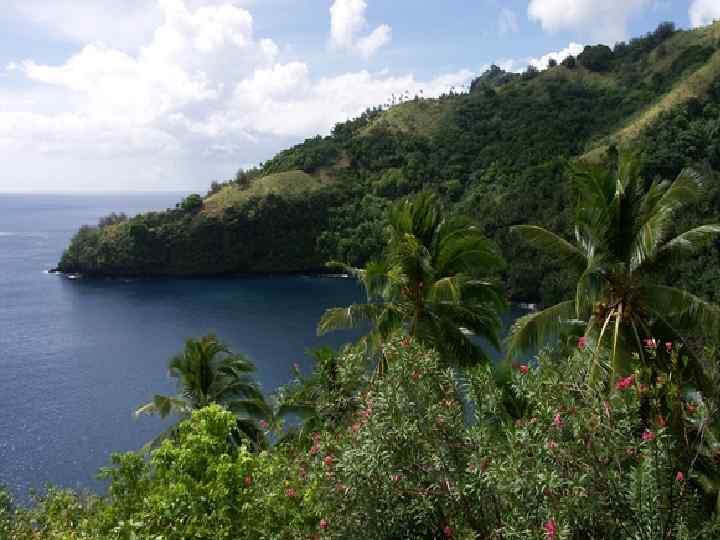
[58,21,720,304]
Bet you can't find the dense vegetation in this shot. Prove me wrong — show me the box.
[7,166,720,538]
[58,22,720,306]
[7,20,718,539]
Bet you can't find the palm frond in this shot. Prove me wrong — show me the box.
[505,301,576,359]
[643,285,720,338]
[462,280,507,312]
[135,394,187,419]
[655,168,705,213]
[317,303,387,336]
[275,403,318,422]
[430,301,503,351]
[435,220,505,275]
[651,224,720,263]
[226,398,271,419]
[511,225,587,273]
[417,316,492,368]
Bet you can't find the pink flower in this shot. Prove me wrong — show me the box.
[553,414,565,428]
[259,420,269,430]
[319,518,328,530]
[642,430,656,442]
[578,336,587,350]
[244,475,253,487]
[615,375,635,391]
[519,364,529,375]
[391,474,402,482]
[676,471,685,482]
[544,520,557,539]
[644,338,657,349]
[323,455,334,467]
[665,342,673,353]
[285,488,297,498]
[443,525,455,538]
[293,362,301,371]
[547,440,558,451]
[310,444,320,455]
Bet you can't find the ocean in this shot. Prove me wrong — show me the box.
[0,193,363,501]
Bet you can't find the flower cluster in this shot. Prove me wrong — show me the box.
[615,375,635,391]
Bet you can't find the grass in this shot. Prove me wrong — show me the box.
[582,22,720,163]
[203,170,334,217]
[361,97,453,137]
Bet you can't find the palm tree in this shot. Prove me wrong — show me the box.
[318,191,507,369]
[136,335,269,449]
[507,156,720,389]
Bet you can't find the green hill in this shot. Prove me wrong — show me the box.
[58,21,720,303]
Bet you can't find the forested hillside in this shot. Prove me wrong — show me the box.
[58,21,720,304]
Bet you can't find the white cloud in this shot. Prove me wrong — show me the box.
[6,0,162,51]
[1,0,466,191]
[356,24,393,59]
[487,42,584,74]
[529,42,584,69]
[690,0,720,28]
[498,8,519,35]
[528,0,651,43]
[5,0,255,51]
[227,67,472,137]
[329,0,392,58]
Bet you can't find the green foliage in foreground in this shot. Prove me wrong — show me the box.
[3,339,720,539]
[135,335,270,450]
[508,157,720,390]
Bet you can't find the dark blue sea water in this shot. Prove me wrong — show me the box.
[0,193,364,502]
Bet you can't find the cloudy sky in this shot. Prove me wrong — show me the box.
[1,0,718,192]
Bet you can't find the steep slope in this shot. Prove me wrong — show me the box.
[58,22,720,303]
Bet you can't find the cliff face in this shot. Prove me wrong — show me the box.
[58,22,720,303]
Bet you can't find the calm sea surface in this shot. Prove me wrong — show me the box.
[0,193,365,502]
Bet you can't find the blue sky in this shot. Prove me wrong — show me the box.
[0,0,718,192]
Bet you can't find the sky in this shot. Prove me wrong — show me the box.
[0,0,719,192]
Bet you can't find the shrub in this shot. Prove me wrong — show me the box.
[178,194,203,213]
[316,338,493,539]
[465,348,715,539]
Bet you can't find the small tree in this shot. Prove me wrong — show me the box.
[178,194,203,213]
[561,55,577,69]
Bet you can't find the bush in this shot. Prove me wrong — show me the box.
[178,194,203,213]
[466,348,713,538]
[578,45,614,72]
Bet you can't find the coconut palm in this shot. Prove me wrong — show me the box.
[136,335,269,449]
[318,191,507,369]
[507,155,720,389]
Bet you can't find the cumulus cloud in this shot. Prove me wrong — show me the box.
[487,42,584,74]
[498,8,519,35]
[529,42,584,69]
[330,0,392,58]
[228,67,472,137]
[1,0,466,191]
[690,0,720,28]
[528,0,651,43]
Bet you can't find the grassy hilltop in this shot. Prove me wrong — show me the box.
[58,21,720,303]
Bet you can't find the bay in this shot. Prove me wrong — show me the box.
[0,193,363,501]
